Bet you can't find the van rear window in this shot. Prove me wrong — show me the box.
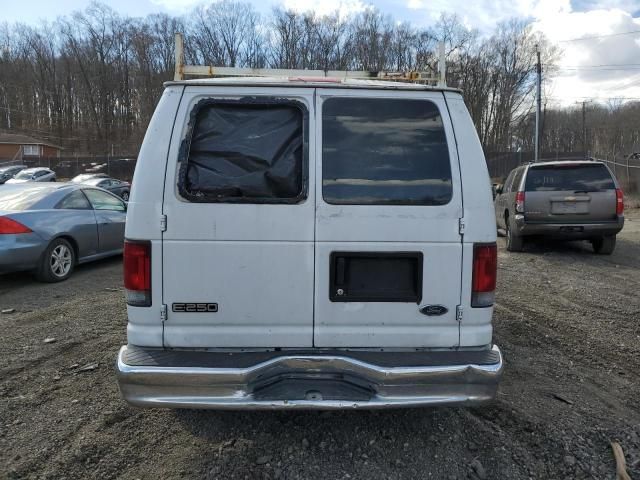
[322,97,452,205]
[178,99,307,203]
[525,164,615,192]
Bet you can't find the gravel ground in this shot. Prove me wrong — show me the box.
[1,211,639,480]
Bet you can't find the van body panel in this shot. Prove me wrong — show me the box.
[125,86,184,347]
[444,93,496,346]
[313,89,464,348]
[119,80,502,409]
[161,87,316,347]
[162,241,314,347]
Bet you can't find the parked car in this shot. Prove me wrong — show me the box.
[5,167,56,184]
[0,183,126,281]
[0,165,27,185]
[81,176,131,200]
[116,76,503,410]
[495,161,624,253]
[70,173,108,183]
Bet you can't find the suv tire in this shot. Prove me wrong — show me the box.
[506,216,524,252]
[591,235,616,255]
[36,238,75,282]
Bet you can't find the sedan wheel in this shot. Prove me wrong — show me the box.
[121,191,129,201]
[37,238,75,282]
[51,244,73,277]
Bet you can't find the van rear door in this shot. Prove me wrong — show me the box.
[313,90,463,348]
[161,87,315,348]
[524,163,618,223]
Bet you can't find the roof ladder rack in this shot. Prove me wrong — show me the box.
[173,32,446,87]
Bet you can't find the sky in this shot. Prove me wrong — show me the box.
[2,0,640,107]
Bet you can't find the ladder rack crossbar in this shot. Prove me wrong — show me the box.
[173,33,446,86]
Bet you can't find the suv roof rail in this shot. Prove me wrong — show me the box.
[173,33,447,87]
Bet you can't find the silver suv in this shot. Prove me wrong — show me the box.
[495,161,624,254]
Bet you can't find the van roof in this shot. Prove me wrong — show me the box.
[164,76,462,92]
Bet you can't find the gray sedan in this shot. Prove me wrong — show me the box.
[0,183,126,282]
[81,176,131,200]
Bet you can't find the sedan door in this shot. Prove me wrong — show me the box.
[54,189,100,259]
[83,188,126,253]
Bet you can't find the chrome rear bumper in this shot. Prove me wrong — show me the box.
[116,345,503,409]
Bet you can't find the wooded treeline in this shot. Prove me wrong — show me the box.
[0,0,638,160]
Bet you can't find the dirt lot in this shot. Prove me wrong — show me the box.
[2,212,639,480]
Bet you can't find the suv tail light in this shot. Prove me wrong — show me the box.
[472,243,497,307]
[0,216,32,234]
[124,240,151,307]
[515,191,525,213]
[616,188,624,216]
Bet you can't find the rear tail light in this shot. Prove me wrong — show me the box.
[0,217,32,234]
[515,191,525,213]
[472,243,497,307]
[616,188,624,216]
[124,240,151,307]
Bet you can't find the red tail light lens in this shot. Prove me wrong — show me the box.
[124,240,151,307]
[472,243,497,307]
[616,188,624,216]
[0,217,32,234]
[515,191,525,213]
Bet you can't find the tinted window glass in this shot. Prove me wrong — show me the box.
[525,164,615,192]
[84,189,126,211]
[322,98,452,205]
[503,170,515,193]
[512,168,525,192]
[179,99,307,203]
[57,190,91,210]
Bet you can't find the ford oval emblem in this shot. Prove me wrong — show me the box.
[420,305,448,316]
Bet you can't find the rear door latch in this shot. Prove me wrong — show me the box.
[456,306,463,322]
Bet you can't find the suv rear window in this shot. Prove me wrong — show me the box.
[525,164,615,192]
[178,99,307,203]
[322,97,452,205]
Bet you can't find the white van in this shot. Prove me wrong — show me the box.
[116,77,503,409]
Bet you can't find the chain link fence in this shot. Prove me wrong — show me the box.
[0,156,137,182]
[594,154,640,193]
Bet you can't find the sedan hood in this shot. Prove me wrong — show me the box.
[5,179,30,184]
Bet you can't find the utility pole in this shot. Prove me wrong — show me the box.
[582,101,587,159]
[534,45,541,163]
[579,100,592,159]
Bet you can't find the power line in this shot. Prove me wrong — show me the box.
[557,29,640,42]
[557,67,640,71]
[561,63,640,68]
[546,96,640,100]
